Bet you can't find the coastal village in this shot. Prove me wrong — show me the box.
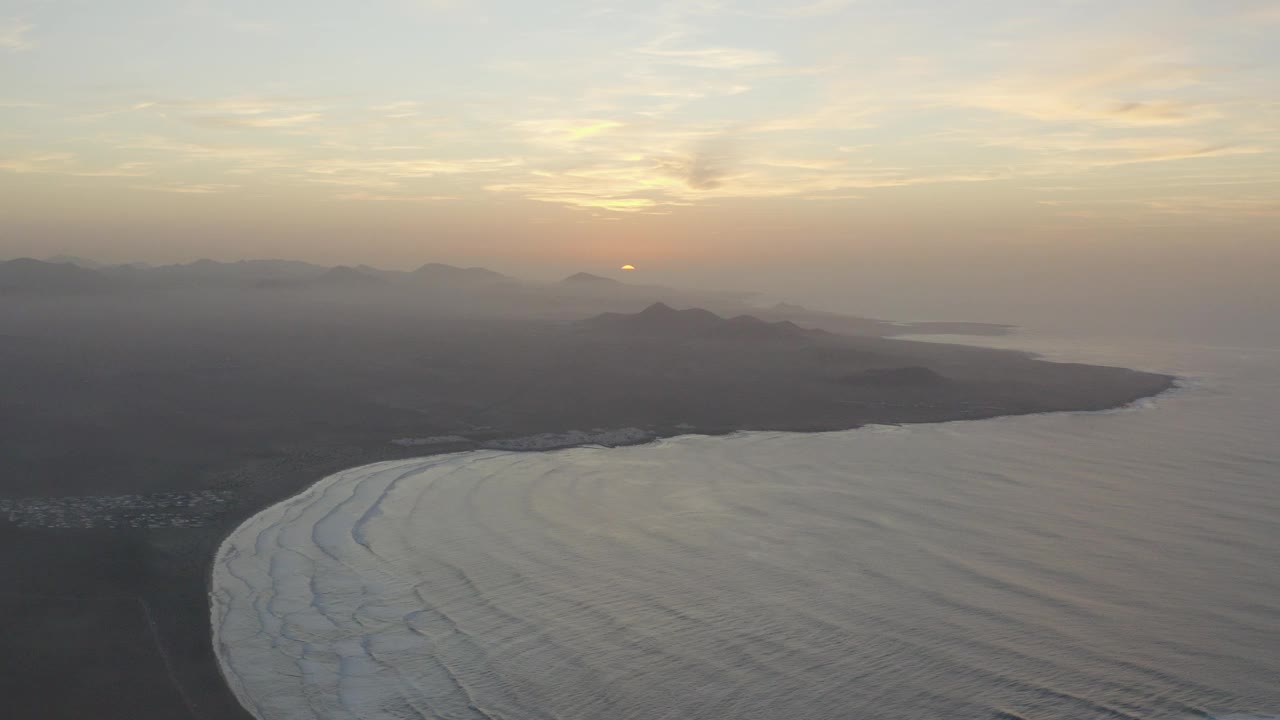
[0,490,233,530]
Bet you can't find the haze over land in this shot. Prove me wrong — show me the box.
[1,255,1170,493]
[1,253,1178,718]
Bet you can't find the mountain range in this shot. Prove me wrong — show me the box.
[0,256,1012,338]
[582,302,822,341]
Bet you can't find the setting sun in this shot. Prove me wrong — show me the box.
[620,264,636,271]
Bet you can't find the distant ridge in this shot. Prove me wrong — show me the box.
[44,254,106,269]
[148,258,329,282]
[319,265,386,285]
[1,255,1010,338]
[561,272,621,285]
[414,263,510,284]
[0,258,116,294]
[582,302,821,341]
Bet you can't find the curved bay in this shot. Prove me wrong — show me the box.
[212,337,1280,720]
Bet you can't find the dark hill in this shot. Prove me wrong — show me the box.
[561,272,621,285]
[44,254,106,269]
[414,263,509,285]
[0,258,116,294]
[583,302,820,341]
[147,259,329,287]
[319,265,386,285]
[256,265,388,289]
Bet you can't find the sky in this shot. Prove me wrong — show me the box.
[1,0,1277,317]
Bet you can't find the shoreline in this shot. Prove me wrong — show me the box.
[0,314,1177,720]
[204,366,1172,712]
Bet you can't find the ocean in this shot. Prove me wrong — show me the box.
[211,327,1280,720]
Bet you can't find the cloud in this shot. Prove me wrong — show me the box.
[963,92,1219,127]
[131,183,238,194]
[0,152,75,173]
[734,0,853,18]
[785,0,852,17]
[803,193,865,200]
[193,112,324,129]
[0,152,149,177]
[117,136,291,173]
[296,156,522,192]
[484,149,1010,213]
[516,118,629,145]
[1036,192,1280,223]
[229,20,274,36]
[1144,195,1280,217]
[304,157,518,178]
[332,190,457,202]
[1237,3,1280,25]
[94,96,332,129]
[636,46,778,69]
[530,195,662,212]
[744,103,881,133]
[0,19,34,52]
[568,121,625,139]
[951,50,1220,127]
[985,133,1265,168]
[178,97,319,115]
[8,8,1266,223]
[69,101,165,123]
[1082,143,1261,167]
[654,134,738,190]
[371,101,421,112]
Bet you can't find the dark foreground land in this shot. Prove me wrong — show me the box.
[0,285,1172,719]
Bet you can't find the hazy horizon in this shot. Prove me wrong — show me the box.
[3,0,1277,324]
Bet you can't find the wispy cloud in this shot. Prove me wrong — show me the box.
[0,152,75,173]
[130,182,238,194]
[963,92,1219,127]
[1237,3,1280,25]
[3,0,1275,231]
[193,112,324,129]
[728,0,854,19]
[332,190,457,202]
[985,133,1266,168]
[516,118,630,146]
[484,150,1009,213]
[228,19,274,36]
[304,156,518,178]
[950,47,1220,127]
[117,136,291,173]
[369,101,424,119]
[0,19,34,52]
[1144,195,1280,217]
[0,152,149,177]
[656,134,738,190]
[636,46,778,69]
[782,0,852,17]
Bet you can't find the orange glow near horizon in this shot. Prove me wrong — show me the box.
[0,1,1277,287]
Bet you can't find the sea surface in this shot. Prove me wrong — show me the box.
[211,328,1280,720]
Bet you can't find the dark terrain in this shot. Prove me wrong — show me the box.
[0,259,1173,719]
